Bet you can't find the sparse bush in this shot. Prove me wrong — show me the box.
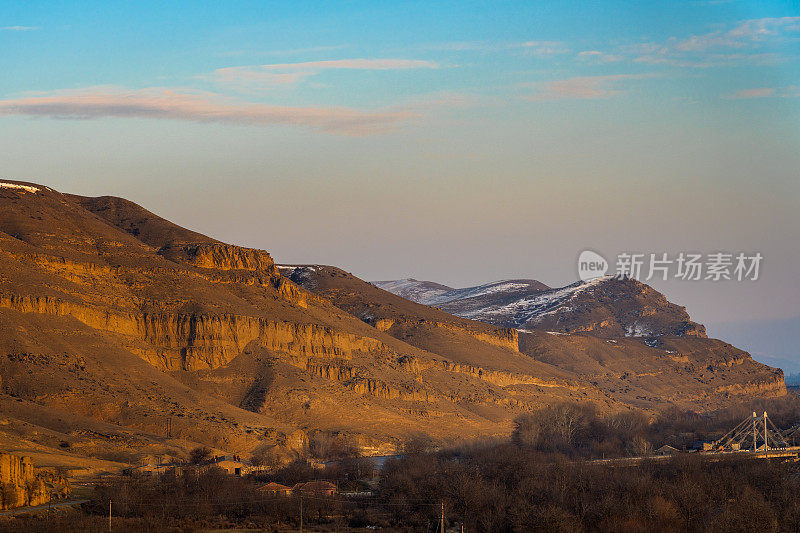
[0,483,18,509]
[309,432,359,461]
[189,446,212,464]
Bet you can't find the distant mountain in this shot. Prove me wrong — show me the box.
[287,265,783,411]
[371,279,455,304]
[375,276,705,338]
[786,373,800,386]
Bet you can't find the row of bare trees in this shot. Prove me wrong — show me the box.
[378,442,800,531]
[511,402,652,457]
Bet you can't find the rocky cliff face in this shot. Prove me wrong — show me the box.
[363,316,519,352]
[0,453,69,510]
[160,242,279,274]
[0,295,385,371]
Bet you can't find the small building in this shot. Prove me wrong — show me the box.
[293,480,337,496]
[204,455,248,476]
[655,445,680,456]
[258,482,292,497]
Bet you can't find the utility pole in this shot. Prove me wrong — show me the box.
[109,499,112,532]
[753,412,757,452]
[299,494,303,533]
[441,501,445,533]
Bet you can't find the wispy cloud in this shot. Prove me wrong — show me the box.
[513,41,570,56]
[0,87,417,135]
[633,51,783,68]
[725,86,799,99]
[247,58,440,71]
[215,45,349,58]
[523,74,655,101]
[676,17,800,51]
[727,87,776,99]
[420,40,568,55]
[627,17,800,67]
[577,50,623,63]
[1,26,40,31]
[212,58,440,90]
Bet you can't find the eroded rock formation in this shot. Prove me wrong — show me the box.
[0,454,69,510]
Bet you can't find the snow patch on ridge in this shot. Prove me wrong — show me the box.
[424,280,541,306]
[624,322,654,338]
[462,275,615,328]
[277,265,318,273]
[373,278,452,304]
[0,182,40,193]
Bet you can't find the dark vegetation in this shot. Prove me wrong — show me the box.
[510,392,800,458]
[188,446,212,465]
[379,447,800,532]
[4,394,800,532]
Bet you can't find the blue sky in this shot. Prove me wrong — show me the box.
[1,1,799,369]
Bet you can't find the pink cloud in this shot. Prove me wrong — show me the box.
[212,58,440,90]
[524,74,653,101]
[252,58,439,70]
[725,86,799,99]
[0,88,418,135]
[727,87,776,99]
[212,69,313,89]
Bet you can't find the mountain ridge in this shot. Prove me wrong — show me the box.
[0,179,786,470]
[375,275,706,338]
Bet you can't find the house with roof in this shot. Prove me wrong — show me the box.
[258,482,292,497]
[655,444,680,456]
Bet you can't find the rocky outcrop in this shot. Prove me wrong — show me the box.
[424,321,519,351]
[395,355,576,390]
[365,316,519,351]
[348,377,429,402]
[714,374,786,397]
[0,454,69,510]
[439,361,577,389]
[372,318,396,332]
[162,242,277,273]
[0,295,386,371]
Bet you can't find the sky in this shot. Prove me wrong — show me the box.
[1,1,799,369]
